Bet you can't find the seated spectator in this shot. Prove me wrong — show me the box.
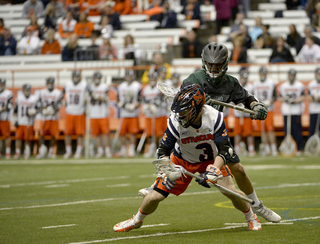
[113,0,134,15]
[234,24,252,49]
[82,0,105,16]
[142,52,171,83]
[65,0,86,21]
[286,24,301,48]
[86,33,99,60]
[21,14,43,39]
[59,11,77,39]
[41,28,61,54]
[95,15,113,37]
[101,1,121,30]
[144,0,163,19]
[74,12,94,38]
[150,1,177,28]
[117,34,142,65]
[0,28,17,56]
[286,0,303,10]
[254,24,274,49]
[269,36,295,63]
[99,33,117,60]
[43,3,57,33]
[249,16,263,44]
[230,35,247,64]
[181,29,204,58]
[228,12,247,41]
[214,0,232,34]
[295,25,320,54]
[22,0,44,19]
[45,0,65,19]
[311,2,320,32]
[62,33,81,61]
[17,26,40,55]
[0,18,4,36]
[298,36,320,62]
[181,0,201,24]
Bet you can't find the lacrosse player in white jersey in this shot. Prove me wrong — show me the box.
[115,69,142,158]
[0,78,13,159]
[252,66,278,156]
[14,84,39,159]
[307,68,320,138]
[88,71,112,158]
[63,70,88,159]
[114,84,262,232]
[278,69,305,155]
[36,77,64,159]
[233,68,256,157]
[141,71,163,157]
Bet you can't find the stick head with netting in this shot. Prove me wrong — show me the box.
[152,158,186,181]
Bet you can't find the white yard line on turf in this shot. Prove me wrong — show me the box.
[45,184,69,188]
[106,184,131,188]
[0,176,130,188]
[68,216,320,244]
[42,224,77,229]
[141,223,170,228]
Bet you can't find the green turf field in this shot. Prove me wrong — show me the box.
[1,156,320,244]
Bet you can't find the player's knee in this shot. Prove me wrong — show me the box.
[145,190,166,203]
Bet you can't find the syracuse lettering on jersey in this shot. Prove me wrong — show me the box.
[181,133,214,144]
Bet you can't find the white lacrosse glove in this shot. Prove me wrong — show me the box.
[142,104,150,114]
[117,101,124,108]
[263,100,271,107]
[92,93,100,100]
[27,108,37,116]
[196,164,223,188]
[46,105,55,115]
[150,104,158,114]
[125,103,135,111]
[284,96,295,104]
[313,93,320,103]
[42,107,49,116]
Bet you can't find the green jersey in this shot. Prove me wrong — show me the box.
[182,70,257,112]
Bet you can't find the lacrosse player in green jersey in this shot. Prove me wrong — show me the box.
[139,42,281,223]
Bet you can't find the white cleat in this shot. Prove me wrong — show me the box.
[252,201,281,223]
[105,148,112,158]
[246,213,262,231]
[113,215,143,232]
[95,151,104,158]
[74,152,82,159]
[63,152,72,159]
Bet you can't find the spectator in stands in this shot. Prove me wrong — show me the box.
[181,0,201,24]
[22,14,43,39]
[144,0,163,19]
[254,24,274,49]
[295,25,320,54]
[230,35,247,64]
[214,0,231,34]
[181,29,204,58]
[228,12,247,41]
[95,15,113,38]
[150,1,177,28]
[0,28,16,56]
[17,26,40,55]
[311,2,320,32]
[41,28,61,55]
[45,0,65,19]
[117,34,143,65]
[286,0,304,10]
[101,1,122,30]
[43,3,58,33]
[230,0,239,21]
[269,36,295,63]
[82,0,105,16]
[114,0,134,15]
[99,33,117,60]
[142,52,171,83]
[62,33,81,61]
[74,12,94,38]
[286,24,301,48]
[22,0,44,19]
[58,11,77,39]
[86,33,100,60]
[0,18,4,36]
[306,0,320,19]
[249,16,263,44]
[298,35,320,62]
[65,0,86,21]
[231,23,252,49]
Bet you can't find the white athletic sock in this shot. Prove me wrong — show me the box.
[49,147,54,155]
[135,208,148,222]
[6,147,10,155]
[121,145,126,153]
[265,144,271,155]
[97,146,103,154]
[248,144,255,153]
[105,146,111,154]
[242,206,254,219]
[247,191,260,207]
[66,145,72,154]
[76,145,83,154]
[271,143,277,153]
[234,145,240,153]
[15,148,21,155]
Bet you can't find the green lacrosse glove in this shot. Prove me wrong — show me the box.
[250,102,268,120]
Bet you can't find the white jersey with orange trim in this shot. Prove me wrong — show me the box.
[163,105,228,164]
[0,89,13,121]
[89,83,109,118]
[252,78,277,111]
[308,80,320,114]
[117,80,142,118]
[234,83,253,118]
[64,80,88,115]
[39,88,63,121]
[141,84,162,118]
[279,80,305,116]
[15,93,39,126]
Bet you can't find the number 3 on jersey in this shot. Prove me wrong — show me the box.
[195,143,214,161]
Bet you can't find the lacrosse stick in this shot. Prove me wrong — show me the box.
[157,82,255,115]
[259,120,267,156]
[136,132,147,154]
[279,104,297,157]
[111,116,124,153]
[304,112,320,156]
[152,158,254,204]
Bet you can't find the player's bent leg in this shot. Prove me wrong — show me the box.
[138,173,165,198]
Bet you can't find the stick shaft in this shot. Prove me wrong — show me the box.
[208,99,255,115]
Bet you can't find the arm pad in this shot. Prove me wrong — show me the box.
[156,141,171,158]
[216,138,240,164]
